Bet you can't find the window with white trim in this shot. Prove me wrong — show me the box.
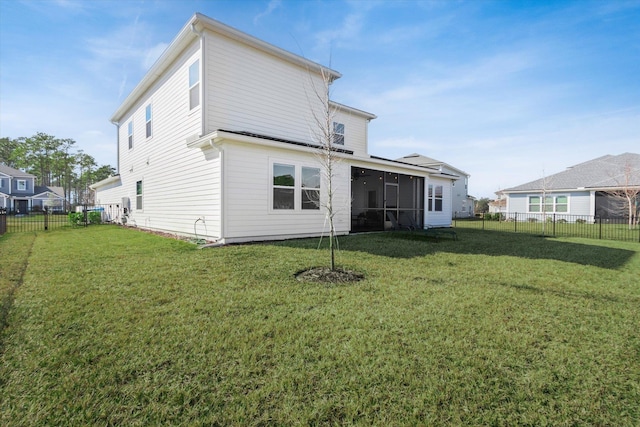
[273,164,295,210]
[136,180,143,210]
[17,180,26,191]
[189,60,200,110]
[301,167,321,210]
[428,184,443,212]
[333,122,345,145]
[529,195,568,213]
[145,104,152,138]
[128,121,133,150]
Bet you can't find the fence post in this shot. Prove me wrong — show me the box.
[514,213,518,233]
[598,216,602,240]
[553,213,556,236]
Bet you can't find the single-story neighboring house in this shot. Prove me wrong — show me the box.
[91,13,459,243]
[500,153,640,220]
[0,164,66,212]
[398,154,473,218]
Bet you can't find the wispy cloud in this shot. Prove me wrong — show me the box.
[253,0,282,25]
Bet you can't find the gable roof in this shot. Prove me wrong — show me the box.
[503,153,640,192]
[111,13,342,123]
[397,153,469,177]
[0,164,36,179]
[33,186,65,199]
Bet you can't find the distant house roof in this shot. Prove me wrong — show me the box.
[397,153,470,178]
[33,186,65,198]
[0,164,36,178]
[503,153,640,192]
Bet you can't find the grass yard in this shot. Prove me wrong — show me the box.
[1,226,639,425]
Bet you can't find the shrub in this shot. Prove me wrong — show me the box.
[88,211,102,224]
[576,218,586,224]
[527,217,538,223]
[68,212,84,225]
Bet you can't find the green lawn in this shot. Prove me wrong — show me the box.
[1,226,639,426]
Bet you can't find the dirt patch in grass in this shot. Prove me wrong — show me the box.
[295,267,364,284]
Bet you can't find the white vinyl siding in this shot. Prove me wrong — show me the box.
[222,143,350,241]
[424,177,451,227]
[108,41,221,239]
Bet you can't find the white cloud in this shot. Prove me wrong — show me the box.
[253,0,282,24]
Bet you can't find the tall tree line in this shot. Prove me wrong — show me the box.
[0,133,115,205]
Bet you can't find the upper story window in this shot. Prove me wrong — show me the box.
[17,179,27,191]
[0,178,5,189]
[128,121,133,150]
[333,122,345,145]
[145,104,152,138]
[189,60,200,110]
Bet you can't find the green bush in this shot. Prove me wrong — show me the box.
[68,211,101,225]
[88,211,102,224]
[68,212,84,225]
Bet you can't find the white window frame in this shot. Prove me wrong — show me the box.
[145,104,152,138]
[301,166,321,210]
[428,184,443,212]
[528,194,569,213]
[189,60,200,110]
[17,179,27,191]
[333,122,345,145]
[128,121,133,150]
[270,160,323,213]
[136,180,143,210]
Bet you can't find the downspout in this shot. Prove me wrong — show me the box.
[191,22,206,137]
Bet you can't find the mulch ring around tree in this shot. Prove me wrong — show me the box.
[295,267,364,284]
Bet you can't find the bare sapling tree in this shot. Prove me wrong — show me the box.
[605,161,640,229]
[307,67,342,271]
[539,170,553,236]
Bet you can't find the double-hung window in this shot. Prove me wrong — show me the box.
[17,180,27,191]
[301,167,321,210]
[273,164,295,210]
[145,104,152,138]
[136,180,143,210]
[333,122,345,145]
[128,121,133,150]
[428,184,443,211]
[189,60,200,110]
[529,195,568,213]
[272,163,322,211]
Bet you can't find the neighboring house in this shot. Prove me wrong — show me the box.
[398,154,473,218]
[500,153,640,220]
[0,164,66,212]
[91,13,457,243]
[488,195,507,215]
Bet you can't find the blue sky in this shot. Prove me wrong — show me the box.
[1,0,639,198]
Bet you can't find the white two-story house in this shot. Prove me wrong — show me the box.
[91,13,457,243]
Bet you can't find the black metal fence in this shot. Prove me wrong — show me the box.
[0,206,111,235]
[455,212,640,243]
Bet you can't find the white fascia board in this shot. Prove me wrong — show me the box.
[330,101,377,120]
[89,175,122,190]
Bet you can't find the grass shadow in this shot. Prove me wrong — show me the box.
[274,229,637,270]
